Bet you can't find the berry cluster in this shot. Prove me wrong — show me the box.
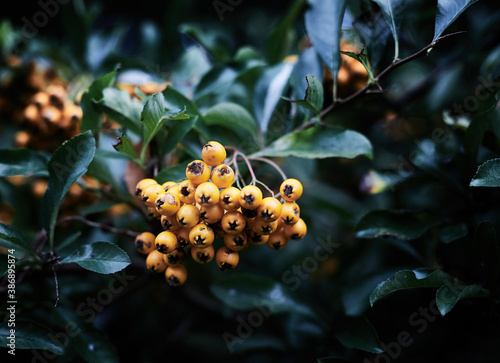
[134,141,307,287]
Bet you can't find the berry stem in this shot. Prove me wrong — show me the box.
[248,156,287,181]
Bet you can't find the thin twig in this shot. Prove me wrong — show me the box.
[56,215,140,237]
[248,156,287,181]
[52,263,60,307]
[297,31,467,131]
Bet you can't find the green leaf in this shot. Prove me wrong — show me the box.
[0,149,49,177]
[210,274,321,322]
[99,87,143,135]
[163,86,200,117]
[439,223,468,243]
[369,269,452,306]
[470,158,500,187]
[161,117,198,155]
[0,221,32,254]
[0,320,64,355]
[434,0,479,40]
[140,92,190,161]
[88,70,118,102]
[464,112,493,165]
[203,102,259,138]
[290,47,323,101]
[42,131,96,248]
[282,74,324,113]
[155,164,187,184]
[436,284,490,316]
[86,154,131,202]
[253,61,295,133]
[252,126,373,159]
[265,0,307,64]
[340,49,375,84]
[60,241,131,274]
[112,133,142,166]
[354,210,440,240]
[304,0,346,100]
[372,0,405,60]
[335,316,384,354]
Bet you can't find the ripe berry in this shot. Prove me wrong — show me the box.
[146,250,168,273]
[280,202,300,225]
[134,232,156,254]
[165,264,187,286]
[221,211,246,235]
[135,178,157,196]
[175,228,191,249]
[224,232,248,251]
[195,182,220,206]
[155,192,180,216]
[256,197,282,222]
[155,231,178,254]
[266,228,288,250]
[199,203,225,224]
[176,204,201,228]
[253,218,279,235]
[141,184,164,207]
[284,218,307,240]
[216,246,239,271]
[239,185,263,210]
[201,141,226,166]
[161,214,181,231]
[163,247,186,266]
[191,244,215,264]
[211,164,234,188]
[161,181,177,192]
[247,230,270,245]
[178,179,196,204]
[189,223,215,247]
[280,178,303,202]
[186,160,211,185]
[220,187,241,211]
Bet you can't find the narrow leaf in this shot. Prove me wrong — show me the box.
[112,133,142,165]
[0,221,32,254]
[436,284,490,316]
[252,126,372,159]
[372,0,404,60]
[470,158,500,187]
[282,74,324,113]
[0,149,49,177]
[61,241,131,274]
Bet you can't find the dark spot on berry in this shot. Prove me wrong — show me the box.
[178,238,188,248]
[142,195,149,202]
[165,193,178,206]
[219,167,229,176]
[156,243,168,253]
[196,252,210,263]
[200,194,211,204]
[260,209,273,220]
[250,233,263,243]
[178,217,186,226]
[261,225,273,234]
[283,216,294,225]
[222,195,231,205]
[234,236,245,246]
[156,198,164,209]
[243,194,255,204]
[272,242,281,250]
[167,275,180,286]
[136,239,145,250]
[228,221,239,230]
[283,184,293,197]
[293,207,299,217]
[291,233,302,240]
[194,236,205,244]
[162,219,173,229]
[181,186,190,196]
[187,161,204,176]
[167,254,178,264]
[203,143,213,150]
[242,208,257,218]
[220,262,233,271]
[135,188,142,196]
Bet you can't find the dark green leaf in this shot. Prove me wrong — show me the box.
[370,269,452,306]
[464,112,493,165]
[252,126,372,159]
[0,149,49,177]
[194,66,238,101]
[335,316,384,354]
[290,47,323,100]
[88,70,118,103]
[0,221,32,254]
[470,158,500,187]
[282,74,324,113]
[140,92,190,159]
[439,223,468,243]
[265,0,307,64]
[42,131,96,247]
[203,102,258,138]
[436,284,490,316]
[99,87,143,135]
[304,0,346,99]
[60,241,131,274]
[0,320,64,355]
[86,154,131,202]
[112,133,142,166]
[354,210,440,240]
[164,86,200,117]
[162,117,198,155]
[80,91,103,134]
[434,0,479,40]
[340,49,374,83]
[473,222,500,284]
[253,61,295,133]
[155,164,187,184]
[210,274,321,322]
[0,258,32,276]
[372,0,405,60]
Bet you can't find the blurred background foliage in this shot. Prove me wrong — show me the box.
[1,0,500,362]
